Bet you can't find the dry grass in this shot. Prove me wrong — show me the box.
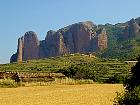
[0,84,124,105]
[20,78,95,87]
[0,79,18,88]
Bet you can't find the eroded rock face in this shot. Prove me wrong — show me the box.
[11,31,40,62]
[90,28,107,51]
[124,19,140,38]
[17,37,23,62]
[23,31,40,60]
[10,21,108,63]
[44,21,99,55]
[69,22,93,53]
[129,19,140,36]
[45,30,58,57]
[97,28,107,50]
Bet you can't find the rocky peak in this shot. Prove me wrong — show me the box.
[79,21,95,28]
[10,21,108,63]
[17,38,23,63]
[95,28,107,51]
[129,18,136,24]
[129,19,140,36]
[46,30,56,37]
[20,31,40,61]
[24,31,40,45]
[124,18,140,38]
[45,30,56,45]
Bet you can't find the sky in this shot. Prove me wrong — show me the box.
[0,0,140,64]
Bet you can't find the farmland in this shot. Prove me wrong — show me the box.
[0,54,132,73]
[0,54,133,83]
[0,84,123,105]
[0,54,132,105]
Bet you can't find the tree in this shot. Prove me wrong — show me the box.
[124,57,140,91]
[115,56,140,105]
[59,62,109,82]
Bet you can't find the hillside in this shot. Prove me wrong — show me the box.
[99,17,140,60]
[2,54,96,72]
[0,54,132,82]
[100,37,140,60]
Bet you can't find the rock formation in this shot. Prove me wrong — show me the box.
[10,21,108,62]
[23,31,40,60]
[17,37,23,62]
[97,28,107,50]
[124,18,140,38]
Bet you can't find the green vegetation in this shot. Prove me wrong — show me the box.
[0,54,132,83]
[114,57,140,105]
[59,62,109,82]
[99,23,140,60]
[59,60,130,83]
[100,37,140,60]
[0,54,96,72]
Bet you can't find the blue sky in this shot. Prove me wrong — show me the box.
[0,0,140,64]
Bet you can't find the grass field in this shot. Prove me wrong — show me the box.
[0,84,123,105]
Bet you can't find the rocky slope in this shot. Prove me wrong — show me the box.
[100,17,140,60]
[10,21,107,62]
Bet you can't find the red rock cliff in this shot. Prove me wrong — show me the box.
[10,21,107,62]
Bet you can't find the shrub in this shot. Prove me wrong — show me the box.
[114,86,140,105]
[124,57,140,91]
[106,74,126,84]
[0,79,18,88]
[59,62,109,82]
[114,56,140,104]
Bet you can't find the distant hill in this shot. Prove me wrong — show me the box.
[100,17,140,60]
[11,17,140,62]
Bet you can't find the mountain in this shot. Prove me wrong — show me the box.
[11,17,140,62]
[100,17,140,60]
[10,21,107,62]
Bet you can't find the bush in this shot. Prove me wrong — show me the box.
[124,57,140,91]
[114,56,140,104]
[59,63,94,79]
[0,79,18,88]
[114,86,140,105]
[106,74,126,84]
[59,62,109,82]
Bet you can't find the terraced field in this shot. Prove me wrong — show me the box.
[0,54,133,83]
[0,54,96,72]
[0,84,124,105]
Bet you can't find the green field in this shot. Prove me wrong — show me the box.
[0,54,133,83]
[0,54,132,72]
[0,54,96,72]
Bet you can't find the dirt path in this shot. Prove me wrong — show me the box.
[0,84,123,105]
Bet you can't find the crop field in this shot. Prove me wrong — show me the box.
[0,84,123,105]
